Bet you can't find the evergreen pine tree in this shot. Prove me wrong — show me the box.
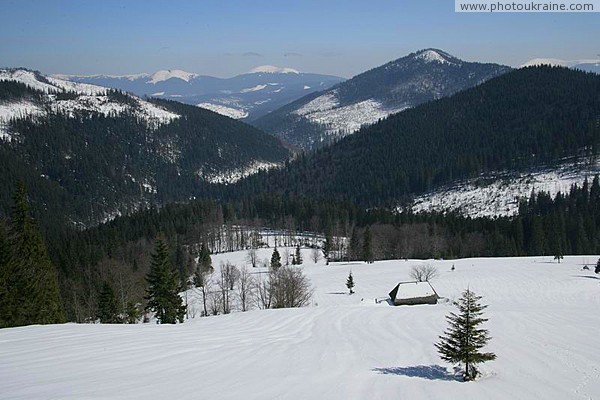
[295,244,303,265]
[362,226,373,264]
[97,282,120,323]
[348,227,360,261]
[271,247,282,271]
[198,242,212,272]
[323,231,333,264]
[0,182,65,327]
[595,258,600,274]
[346,271,355,294]
[145,239,186,324]
[435,289,496,381]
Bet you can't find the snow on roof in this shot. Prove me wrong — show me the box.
[391,281,437,300]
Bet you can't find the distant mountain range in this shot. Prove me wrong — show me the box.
[233,66,600,213]
[55,66,345,121]
[0,68,290,225]
[252,49,512,151]
[522,58,600,74]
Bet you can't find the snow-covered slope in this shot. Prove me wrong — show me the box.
[0,68,180,139]
[56,67,344,120]
[247,65,300,74]
[411,159,600,218]
[1,251,599,399]
[253,49,512,151]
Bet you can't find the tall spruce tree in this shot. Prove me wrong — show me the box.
[145,239,186,324]
[435,289,496,381]
[198,242,212,272]
[0,183,64,328]
[271,247,282,271]
[362,226,373,264]
[97,282,120,323]
[295,244,303,265]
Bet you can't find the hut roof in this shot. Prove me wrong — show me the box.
[389,281,438,302]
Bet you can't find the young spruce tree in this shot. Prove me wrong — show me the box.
[145,239,186,324]
[346,271,355,294]
[271,247,282,271]
[435,288,496,381]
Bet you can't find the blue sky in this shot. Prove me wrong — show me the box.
[1,0,598,77]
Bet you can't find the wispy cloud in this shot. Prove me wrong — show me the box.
[284,52,302,57]
[242,52,264,57]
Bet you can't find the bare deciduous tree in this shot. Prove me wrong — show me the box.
[410,264,439,282]
[237,266,255,312]
[271,266,313,309]
[246,248,258,268]
[311,247,322,264]
[255,273,272,310]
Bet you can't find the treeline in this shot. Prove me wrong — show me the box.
[3,174,600,326]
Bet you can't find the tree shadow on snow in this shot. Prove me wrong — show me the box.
[326,292,348,295]
[573,275,600,280]
[372,365,461,381]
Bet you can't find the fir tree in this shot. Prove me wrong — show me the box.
[346,271,355,294]
[295,244,303,265]
[435,289,496,381]
[362,226,373,264]
[595,258,600,274]
[198,242,212,272]
[0,182,64,328]
[145,239,186,324]
[97,282,120,323]
[271,247,282,271]
[348,227,360,261]
[322,231,333,264]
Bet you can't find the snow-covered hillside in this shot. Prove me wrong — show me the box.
[253,49,512,151]
[411,159,600,218]
[196,160,282,184]
[1,251,599,399]
[293,89,409,135]
[196,102,249,119]
[0,69,180,140]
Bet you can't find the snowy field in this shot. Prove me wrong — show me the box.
[1,249,600,399]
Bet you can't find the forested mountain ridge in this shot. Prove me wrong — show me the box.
[235,66,600,207]
[252,49,512,150]
[0,69,290,227]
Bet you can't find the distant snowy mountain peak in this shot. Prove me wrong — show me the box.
[247,65,300,74]
[414,49,458,65]
[148,69,198,84]
[57,67,343,120]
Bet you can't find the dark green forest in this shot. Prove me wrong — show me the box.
[0,84,290,226]
[242,66,600,205]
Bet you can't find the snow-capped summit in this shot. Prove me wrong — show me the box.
[247,65,300,74]
[254,49,511,151]
[414,49,458,65]
[148,69,198,84]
